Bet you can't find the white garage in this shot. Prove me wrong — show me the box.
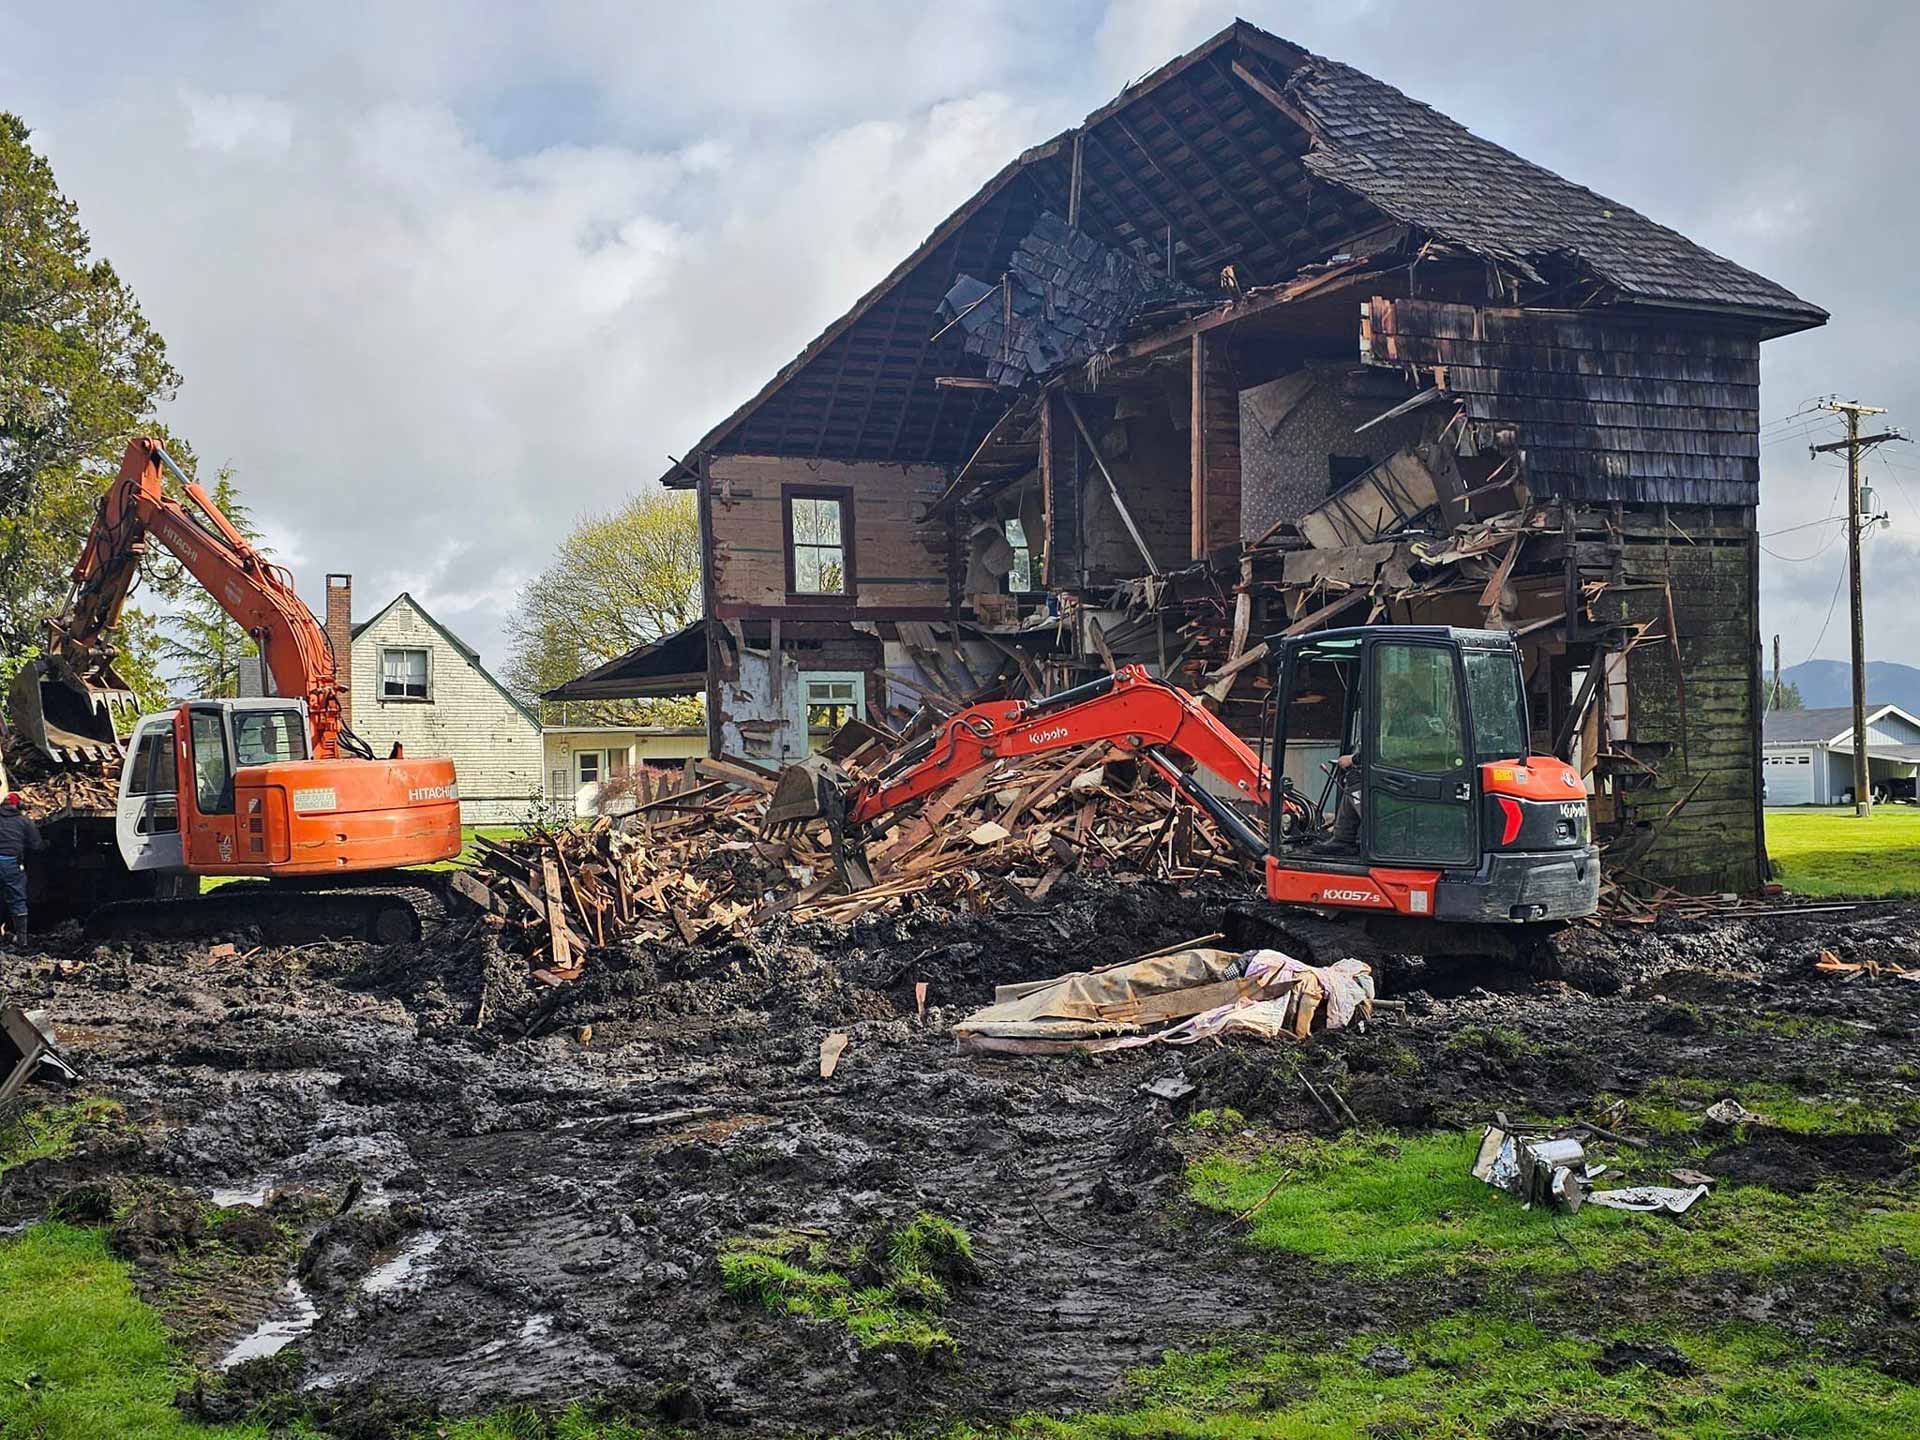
[1763,703,1920,806]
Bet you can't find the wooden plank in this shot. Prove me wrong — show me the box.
[542,857,575,974]
[448,870,494,913]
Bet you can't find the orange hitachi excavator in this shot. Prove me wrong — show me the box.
[768,627,1599,954]
[8,438,461,940]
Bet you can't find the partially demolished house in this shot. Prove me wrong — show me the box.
[611,21,1824,894]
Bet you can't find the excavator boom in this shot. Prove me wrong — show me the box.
[11,439,354,764]
[766,666,1290,888]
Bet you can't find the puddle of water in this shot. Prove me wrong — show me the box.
[210,1183,272,1208]
[361,1231,443,1296]
[219,1279,318,1369]
[518,1312,554,1342]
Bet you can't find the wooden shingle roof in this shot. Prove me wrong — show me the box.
[662,20,1822,481]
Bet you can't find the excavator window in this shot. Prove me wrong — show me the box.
[189,709,234,816]
[234,709,308,767]
[1369,642,1474,865]
[1463,649,1527,762]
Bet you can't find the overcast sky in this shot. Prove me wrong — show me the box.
[4,0,1916,683]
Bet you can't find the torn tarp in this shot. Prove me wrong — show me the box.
[953,947,1373,1055]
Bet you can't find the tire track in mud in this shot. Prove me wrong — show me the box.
[4,885,1920,1430]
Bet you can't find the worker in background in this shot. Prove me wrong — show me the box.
[0,791,46,945]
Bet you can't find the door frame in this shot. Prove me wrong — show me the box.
[116,713,188,873]
[1363,634,1478,866]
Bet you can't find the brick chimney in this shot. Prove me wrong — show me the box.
[324,573,353,727]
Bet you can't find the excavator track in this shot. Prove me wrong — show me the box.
[83,877,450,946]
[1221,902,1560,993]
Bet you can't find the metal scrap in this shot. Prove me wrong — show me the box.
[1,1004,79,1106]
[1588,1184,1709,1216]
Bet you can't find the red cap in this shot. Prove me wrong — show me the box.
[3,793,21,808]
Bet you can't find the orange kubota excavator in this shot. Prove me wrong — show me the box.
[7,438,461,940]
[768,626,1599,957]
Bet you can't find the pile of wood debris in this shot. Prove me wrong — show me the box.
[0,728,119,816]
[452,744,1255,985]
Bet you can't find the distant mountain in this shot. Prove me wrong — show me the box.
[1779,659,1920,714]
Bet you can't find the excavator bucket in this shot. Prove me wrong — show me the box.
[7,659,134,766]
[763,754,875,892]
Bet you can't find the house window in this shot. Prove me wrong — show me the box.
[577,750,602,786]
[380,647,431,700]
[785,489,852,597]
[1005,519,1034,593]
[549,768,567,801]
[803,672,865,730]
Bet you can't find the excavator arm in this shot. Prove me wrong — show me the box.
[14,438,354,762]
[767,665,1296,887]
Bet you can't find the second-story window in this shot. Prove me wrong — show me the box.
[381,647,431,700]
[786,490,852,597]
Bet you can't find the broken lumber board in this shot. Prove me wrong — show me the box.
[695,756,780,793]
[447,870,494,913]
[542,857,576,974]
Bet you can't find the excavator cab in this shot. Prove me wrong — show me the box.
[1265,627,1598,923]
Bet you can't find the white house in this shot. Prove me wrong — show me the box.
[541,724,708,817]
[1761,703,1920,806]
[344,587,544,824]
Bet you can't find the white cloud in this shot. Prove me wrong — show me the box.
[183,90,293,158]
[4,0,1916,680]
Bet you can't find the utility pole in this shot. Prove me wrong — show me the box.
[1812,402,1909,816]
[1771,633,1782,711]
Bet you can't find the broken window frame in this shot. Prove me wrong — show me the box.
[783,486,856,601]
[1004,518,1036,594]
[802,671,866,731]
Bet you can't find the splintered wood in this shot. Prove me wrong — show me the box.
[456,746,1255,982]
[0,731,119,816]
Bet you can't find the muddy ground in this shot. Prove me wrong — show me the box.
[3,876,1919,1434]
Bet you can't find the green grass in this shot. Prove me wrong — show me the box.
[0,1223,263,1440]
[0,1097,123,1178]
[980,1314,1920,1440]
[1188,1128,1920,1278]
[424,824,526,872]
[1766,805,1920,897]
[416,1406,658,1439]
[717,1212,979,1362]
[1607,1077,1920,1140]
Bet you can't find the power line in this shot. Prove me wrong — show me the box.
[1761,524,1847,564]
[1761,514,1846,540]
[1801,555,1848,664]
